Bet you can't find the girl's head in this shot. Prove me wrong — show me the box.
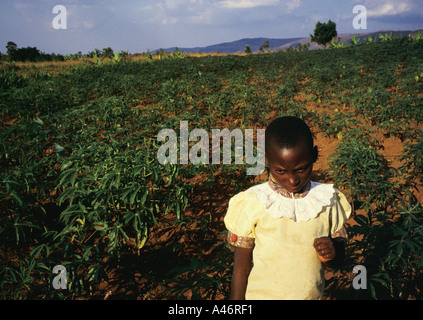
[265,116,318,193]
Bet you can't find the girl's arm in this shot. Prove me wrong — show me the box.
[230,246,253,300]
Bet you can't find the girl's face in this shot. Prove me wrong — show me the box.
[265,141,316,194]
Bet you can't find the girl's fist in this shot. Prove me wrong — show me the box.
[313,237,335,263]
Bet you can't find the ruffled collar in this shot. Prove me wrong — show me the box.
[268,174,311,199]
[247,180,336,222]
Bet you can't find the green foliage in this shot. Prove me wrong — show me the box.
[350,34,361,46]
[327,128,423,299]
[1,36,422,299]
[310,20,337,48]
[156,47,185,60]
[331,37,347,49]
[101,47,114,59]
[259,40,270,53]
[328,130,394,211]
[400,130,423,179]
[5,41,64,62]
[164,240,233,299]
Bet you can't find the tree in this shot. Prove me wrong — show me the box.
[5,42,40,61]
[6,41,17,56]
[259,40,270,53]
[310,20,337,48]
[15,47,40,61]
[6,41,18,60]
[102,47,114,59]
[244,45,252,54]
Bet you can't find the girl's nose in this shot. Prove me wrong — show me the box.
[289,175,299,186]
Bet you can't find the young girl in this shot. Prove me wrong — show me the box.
[224,116,351,300]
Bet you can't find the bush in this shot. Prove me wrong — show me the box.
[327,129,423,299]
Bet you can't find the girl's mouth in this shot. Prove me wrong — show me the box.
[287,181,310,194]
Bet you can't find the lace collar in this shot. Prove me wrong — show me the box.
[247,180,336,222]
[268,175,311,199]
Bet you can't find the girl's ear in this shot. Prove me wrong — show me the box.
[312,146,318,163]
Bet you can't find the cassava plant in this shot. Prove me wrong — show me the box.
[327,128,423,299]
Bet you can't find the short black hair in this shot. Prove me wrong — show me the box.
[265,116,315,156]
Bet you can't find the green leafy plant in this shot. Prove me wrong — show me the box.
[350,34,361,46]
[164,240,232,300]
[327,128,423,299]
[1,34,422,300]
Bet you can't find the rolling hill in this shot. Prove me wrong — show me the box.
[156,37,302,54]
[155,29,421,54]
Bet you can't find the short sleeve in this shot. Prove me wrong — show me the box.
[329,189,352,237]
[224,191,259,248]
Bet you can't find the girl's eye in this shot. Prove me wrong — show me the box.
[276,170,286,174]
[297,164,311,173]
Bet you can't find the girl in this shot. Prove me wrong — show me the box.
[224,116,351,300]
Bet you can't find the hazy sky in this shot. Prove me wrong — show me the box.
[1,0,422,55]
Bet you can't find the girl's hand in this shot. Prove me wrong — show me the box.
[313,237,335,263]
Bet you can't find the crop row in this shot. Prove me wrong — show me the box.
[1,37,422,299]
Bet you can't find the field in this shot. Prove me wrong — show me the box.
[1,36,423,300]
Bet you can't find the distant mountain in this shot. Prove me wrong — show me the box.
[152,30,422,55]
[155,37,303,54]
[274,30,421,51]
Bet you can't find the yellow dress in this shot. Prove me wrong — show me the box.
[224,181,351,300]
